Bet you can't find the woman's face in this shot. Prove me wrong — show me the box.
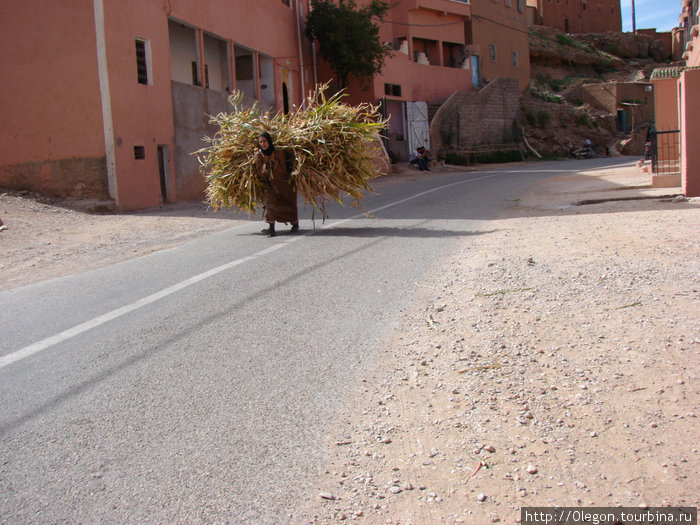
[258,137,270,150]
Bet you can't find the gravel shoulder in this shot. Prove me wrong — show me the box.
[0,197,245,291]
[296,164,700,524]
[2,161,698,524]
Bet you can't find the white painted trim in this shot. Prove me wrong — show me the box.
[93,0,118,200]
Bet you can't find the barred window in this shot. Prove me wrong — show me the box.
[135,39,150,85]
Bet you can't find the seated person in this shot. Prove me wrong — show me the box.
[409,147,431,171]
[420,147,432,166]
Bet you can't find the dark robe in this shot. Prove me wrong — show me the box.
[255,149,298,224]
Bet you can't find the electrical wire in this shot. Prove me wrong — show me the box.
[372,13,530,36]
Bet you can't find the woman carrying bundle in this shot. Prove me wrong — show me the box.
[254,132,299,237]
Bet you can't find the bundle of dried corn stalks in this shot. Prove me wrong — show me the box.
[196,83,389,217]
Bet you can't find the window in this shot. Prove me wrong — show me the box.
[135,39,151,85]
[203,32,229,92]
[190,60,209,88]
[512,50,518,67]
[384,83,402,96]
[518,0,525,11]
[134,146,145,160]
[505,0,511,6]
[489,44,497,62]
[168,21,198,85]
[191,61,200,86]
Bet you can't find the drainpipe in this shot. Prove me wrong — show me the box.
[296,0,306,101]
[93,0,118,201]
[308,0,318,89]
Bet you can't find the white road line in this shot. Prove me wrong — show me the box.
[0,168,541,369]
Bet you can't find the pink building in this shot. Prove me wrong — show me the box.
[0,0,314,210]
[650,0,700,196]
[1,0,531,209]
[323,0,530,161]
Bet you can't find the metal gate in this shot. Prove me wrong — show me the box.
[650,129,681,175]
[406,101,430,155]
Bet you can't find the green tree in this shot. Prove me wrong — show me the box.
[306,0,393,89]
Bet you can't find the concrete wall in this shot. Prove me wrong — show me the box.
[171,82,231,201]
[429,78,521,155]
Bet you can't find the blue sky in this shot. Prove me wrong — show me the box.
[620,0,681,32]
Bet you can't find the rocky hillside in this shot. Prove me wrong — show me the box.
[521,26,676,158]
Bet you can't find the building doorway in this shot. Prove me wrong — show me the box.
[282,82,290,115]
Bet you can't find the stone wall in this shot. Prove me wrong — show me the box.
[0,157,109,200]
[429,78,521,156]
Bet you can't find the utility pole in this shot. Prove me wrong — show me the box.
[631,0,636,33]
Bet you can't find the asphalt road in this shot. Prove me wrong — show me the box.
[0,159,628,523]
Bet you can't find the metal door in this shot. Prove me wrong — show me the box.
[406,101,430,155]
[650,129,681,175]
[471,55,479,87]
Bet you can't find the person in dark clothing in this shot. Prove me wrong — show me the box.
[254,132,299,237]
[409,146,431,171]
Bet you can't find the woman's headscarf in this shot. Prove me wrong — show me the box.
[258,132,275,156]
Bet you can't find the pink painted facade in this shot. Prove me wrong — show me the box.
[649,0,700,196]
[0,1,108,198]
[0,0,313,210]
[316,0,530,161]
[1,0,530,208]
[680,0,700,65]
[679,68,700,195]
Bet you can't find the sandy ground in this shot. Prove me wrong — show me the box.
[0,197,245,291]
[1,162,698,524]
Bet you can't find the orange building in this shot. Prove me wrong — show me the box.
[320,0,530,161]
[1,0,531,208]
[470,0,531,91]
[650,0,700,196]
[527,0,621,34]
[0,0,314,210]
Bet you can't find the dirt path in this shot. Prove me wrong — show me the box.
[1,163,698,525]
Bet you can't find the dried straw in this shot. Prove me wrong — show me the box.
[196,83,389,217]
